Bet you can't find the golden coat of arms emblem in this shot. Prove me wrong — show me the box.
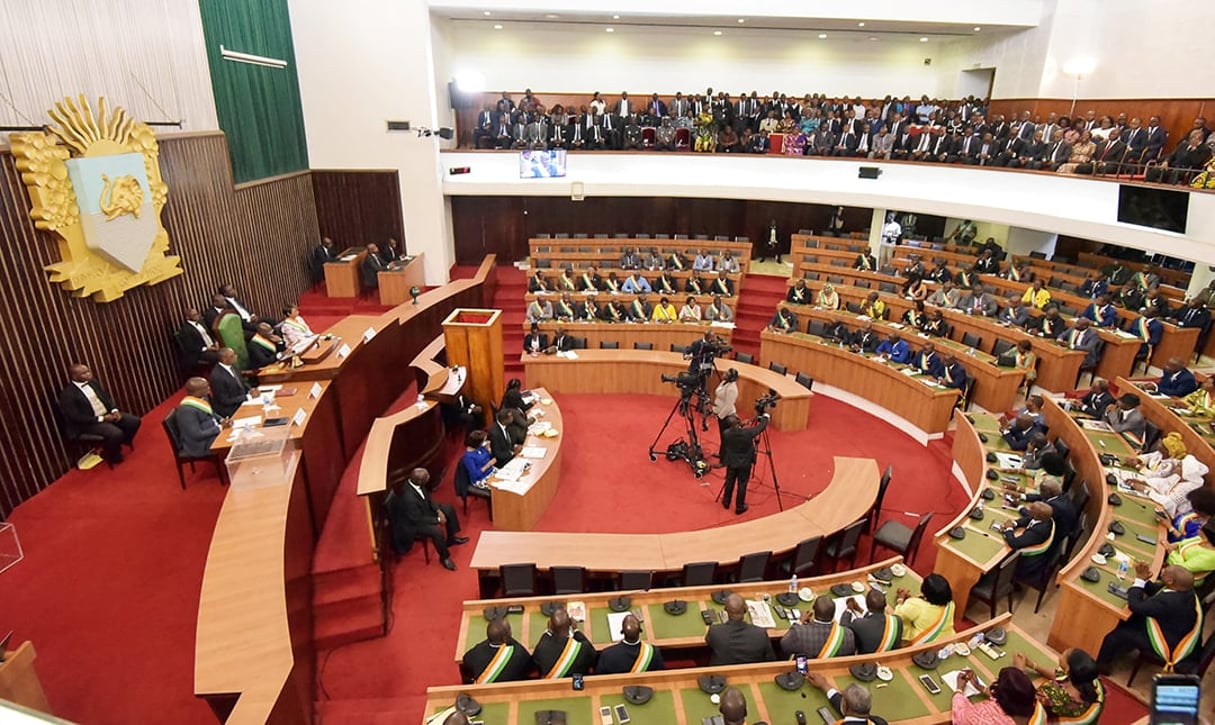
[9,95,182,302]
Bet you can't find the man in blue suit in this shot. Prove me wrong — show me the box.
[937,355,970,391]
[175,377,224,458]
[875,333,912,364]
[1002,413,1043,451]
[1082,294,1119,327]
[1150,358,1199,398]
[911,342,945,377]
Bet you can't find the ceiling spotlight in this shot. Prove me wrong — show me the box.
[858,22,865,27]
[483,10,491,16]
[612,14,620,19]
[493,24,502,29]
[605,27,614,32]
[544,13,558,19]
[737,18,745,23]
[919,37,929,42]
[869,36,878,41]
[974,26,982,31]
[713,30,722,36]
[818,33,828,39]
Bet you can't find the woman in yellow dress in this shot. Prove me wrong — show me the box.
[651,296,678,322]
[1182,376,1215,417]
[894,573,956,645]
[1057,130,1097,174]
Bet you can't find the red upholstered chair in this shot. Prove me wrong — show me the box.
[674,128,691,150]
[641,127,656,148]
[768,133,786,154]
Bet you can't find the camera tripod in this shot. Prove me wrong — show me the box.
[647,376,715,478]
[713,415,788,511]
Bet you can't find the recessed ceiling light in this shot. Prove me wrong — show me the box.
[919,37,929,42]
[544,14,558,19]
[974,26,982,31]
[493,24,502,29]
[713,30,722,36]
[868,36,878,41]
[858,22,865,27]
[737,18,745,24]
[483,10,491,16]
[818,33,827,39]
[605,27,614,32]
[612,15,620,19]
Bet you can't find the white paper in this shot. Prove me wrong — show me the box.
[291,408,307,427]
[337,343,352,359]
[942,670,984,698]
[605,612,631,642]
[831,595,866,622]
[1080,419,1113,432]
[490,478,530,495]
[521,446,548,459]
[745,600,776,629]
[993,453,1023,469]
[309,382,323,399]
[710,321,736,329]
[231,415,262,429]
[363,327,377,342]
[566,601,587,622]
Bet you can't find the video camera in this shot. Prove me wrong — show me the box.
[660,371,702,389]
[754,388,780,416]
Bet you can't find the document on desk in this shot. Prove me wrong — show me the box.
[745,600,775,629]
[529,421,553,436]
[710,321,735,329]
[605,612,631,642]
[521,446,548,459]
[491,478,530,495]
[231,415,262,429]
[942,670,984,698]
[831,596,865,622]
[993,453,1023,470]
[1080,419,1114,432]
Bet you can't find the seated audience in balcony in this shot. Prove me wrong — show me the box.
[1147,129,1213,185]
[1056,130,1097,174]
[654,118,677,151]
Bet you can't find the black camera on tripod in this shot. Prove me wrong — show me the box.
[660,371,704,396]
[754,388,781,416]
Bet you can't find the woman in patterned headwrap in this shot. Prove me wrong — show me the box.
[1125,432,1210,517]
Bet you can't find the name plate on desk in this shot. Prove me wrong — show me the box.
[363,327,377,343]
[337,343,352,359]
[309,382,323,399]
[292,408,307,427]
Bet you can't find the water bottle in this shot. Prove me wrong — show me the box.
[1117,558,1129,581]
[967,346,976,357]
[789,574,798,594]
[969,632,985,649]
[417,394,425,406]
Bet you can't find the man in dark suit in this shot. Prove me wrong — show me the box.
[596,613,665,674]
[1002,413,1043,451]
[1021,477,1077,541]
[1150,357,1199,398]
[531,607,597,679]
[1171,298,1211,329]
[1097,565,1203,674]
[705,593,776,665]
[58,363,141,463]
[842,589,903,655]
[1077,378,1116,418]
[548,327,575,353]
[719,411,770,514]
[1033,129,1072,171]
[1081,128,1128,175]
[999,502,1058,581]
[522,324,548,356]
[177,308,220,367]
[1122,117,1149,162]
[806,672,889,725]
[489,409,522,466]
[1143,116,1169,162]
[780,596,856,658]
[247,322,286,369]
[1148,129,1213,185]
[175,377,224,458]
[209,347,255,418]
[311,237,339,283]
[1057,318,1101,370]
[385,467,466,570]
[202,294,233,333]
[462,617,534,683]
[219,284,262,331]
[360,243,388,290]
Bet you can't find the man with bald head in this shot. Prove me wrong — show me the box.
[57,363,142,464]
[175,377,225,457]
[385,467,466,570]
[807,672,889,725]
[1146,357,1199,398]
[1020,476,1078,541]
[841,588,903,655]
[532,607,597,678]
[998,502,1058,581]
[1097,564,1204,674]
[247,321,286,369]
[781,596,857,659]
[462,617,534,683]
[209,347,256,418]
[596,613,665,674]
[718,687,750,725]
[705,593,776,665]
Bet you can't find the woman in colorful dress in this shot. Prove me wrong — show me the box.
[1013,648,1103,722]
[279,304,315,348]
[950,667,1042,725]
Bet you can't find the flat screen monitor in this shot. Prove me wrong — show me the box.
[1117,185,1190,234]
[519,149,567,179]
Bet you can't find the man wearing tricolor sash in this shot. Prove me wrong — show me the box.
[999,502,1058,581]
[533,607,597,679]
[780,597,857,659]
[842,589,903,655]
[175,378,225,457]
[1096,564,1204,675]
[462,617,534,684]
[596,613,665,675]
[247,322,286,369]
[806,673,889,725]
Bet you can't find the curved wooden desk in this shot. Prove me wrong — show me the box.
[1117,377,1215,478]
[526,320,735,353]
[759,330,958,437]
[522,349,809,431]
[195,257,498,724]
[426,616,1058,725]
[1046,397,1166,656]
[482,388,564,531]
[469,456,877,596]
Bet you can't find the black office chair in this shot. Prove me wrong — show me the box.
[679,561,718,587]
[551,566,588,595]
[807,320,827,337]
[795,372,814,391]
[781,536,823,578]
[866,465,893,533]
[670,344,688,353]
[634,342,654,350]
[600,340,620,349]
[572,336,588,349]
[992,339,1015,358]
[968,551,1021,620]
[854,280,871,289]
[878,282,897,294]
[1014,541,1068,613]
[162,409,227,488]
[500,563,539,597]
[960,332,983,349]
[768,362,787,375]
[54,395,113,471]
[454,460,492,518]
[736,551,772,583]
[1140,420,1161,453]
[618,570,653,591]
[735,352,754,365]
[869,512,934,565]
[822,519,867,571]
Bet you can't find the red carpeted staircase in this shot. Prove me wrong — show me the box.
[495,265,528,381]
[733,272,791,363]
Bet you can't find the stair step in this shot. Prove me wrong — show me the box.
[312,564,382,606]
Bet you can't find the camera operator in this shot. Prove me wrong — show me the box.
[720,408,770,515]
[713,368,740,438]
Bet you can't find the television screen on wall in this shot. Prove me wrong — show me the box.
[1117,185,1189,234]
[519,150,567,179]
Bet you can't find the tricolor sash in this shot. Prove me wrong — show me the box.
[251,334,277,352]
[820,292,838,308]
[534,278,548,292]
[629,642,655,673]
[583,304,597,318]
[181,396,213,415]
[545,637,584,678]
[1068,328,1081,348]
[1055,680,1105,724]
[689,279,702,293]
[581,273,594,289]
[958,272,972,287]
[1010,266,1022,282]
[876,614,901,652]
[631,301,644,318]
[558,301,574,317]
[476,644,515,683]
[1176,512,1204,537]
[609,305,620,321]
[1019,520,1055,557]
[861,256,873,270]
[918,354,934,373]
[816,622,847,658]
[671,256,683,270]
[715,280,729,295]
[281,317,309,334]
[1134,317,1151,341]
[605,279,618,292]
[909,601,954,644]
[1028,701,1048,725]
[792,288,806,303]
[561,276,576,290]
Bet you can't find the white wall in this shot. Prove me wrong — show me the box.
[0,0,217,130]
[444,20,953,99]
[292,0,454,283]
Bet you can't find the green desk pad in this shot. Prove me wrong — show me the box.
[944,521,1008,562]
[431,701,511,723]
[599,689,677,725]
[517,697,594,725]
[836,669,934,720]
[646,602,715,639]
[755,679,832,722]
[529,610,552,642]
[680,686,727,724]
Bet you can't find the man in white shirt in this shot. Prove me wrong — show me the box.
[57,363,142,463]
[218,283,260,333]
[177,308,220,367]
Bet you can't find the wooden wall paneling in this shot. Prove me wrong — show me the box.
[0,131,325,516]
[311,170,405,252]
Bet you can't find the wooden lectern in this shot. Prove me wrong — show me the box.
[442,309,504,425]
[0,642,51,715]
